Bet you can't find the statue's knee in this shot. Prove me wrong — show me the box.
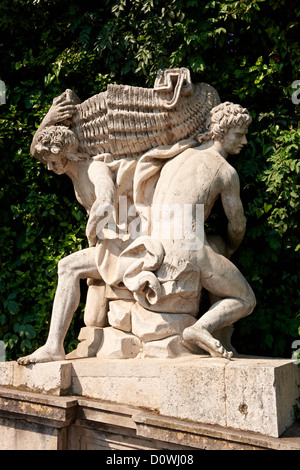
[245,290,256,316]
[57,257,72,278]
[250,294,257,313]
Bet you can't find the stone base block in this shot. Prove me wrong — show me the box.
[0,360,71,395]
[0,356,299,438]
[96,327,141,359]
[0,388,76,450]
[71,355,300,437]
[143,335,193,358]
[131,303,196,342]
[108,299,133,332]
[0,386,300,450]
[66,327,103,359]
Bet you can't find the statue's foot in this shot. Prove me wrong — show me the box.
[17,344,65,365]
[183,325,233,359]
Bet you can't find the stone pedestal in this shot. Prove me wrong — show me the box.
[0,388,77,450]
[0,356,299,449]
[69,356,300,438]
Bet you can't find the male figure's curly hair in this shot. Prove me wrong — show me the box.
[197,101,252,144]
[34,125,88,162]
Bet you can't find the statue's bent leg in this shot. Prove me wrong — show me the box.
[17,247,101,365]
[183,248,256,358]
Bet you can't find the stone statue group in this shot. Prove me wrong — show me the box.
[17,68,256,365]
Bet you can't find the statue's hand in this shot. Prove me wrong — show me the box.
[85,202,114,247]
[44,92,76,126]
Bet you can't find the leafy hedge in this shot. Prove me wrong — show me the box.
[0,0,299,360]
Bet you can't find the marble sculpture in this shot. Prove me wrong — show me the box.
[17,68,256,365]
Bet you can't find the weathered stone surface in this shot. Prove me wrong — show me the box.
[0,417,62,450]
[133,410,300,451]
[17,70,256,365]
[96,327,141,359]
[0,361,14,386]
[71,356,300,437]
[143,335,193,359]
[0,356,299,437]
[0,385,299,450]
[15,361,72,395]
[131,303,196,342]
[0,361,71,396]
[71,358,161,408]
[108,299,133,332]
[225,357,300,437]
[159,357,228,426]
[0,387,77,450]
[66,326,103,359]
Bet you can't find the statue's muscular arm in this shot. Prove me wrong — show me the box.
[85,161,115,247]
[220,163,246,257]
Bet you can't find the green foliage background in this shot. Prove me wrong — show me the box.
[0,0,299,360]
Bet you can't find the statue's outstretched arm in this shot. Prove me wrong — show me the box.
[85,161,115,247]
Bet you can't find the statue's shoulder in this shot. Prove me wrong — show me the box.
[219,161,240,189]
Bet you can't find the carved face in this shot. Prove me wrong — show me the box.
[42,154,69,174]
[222,126,248,155]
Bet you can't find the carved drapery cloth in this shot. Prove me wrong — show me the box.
[94,139,202,315]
